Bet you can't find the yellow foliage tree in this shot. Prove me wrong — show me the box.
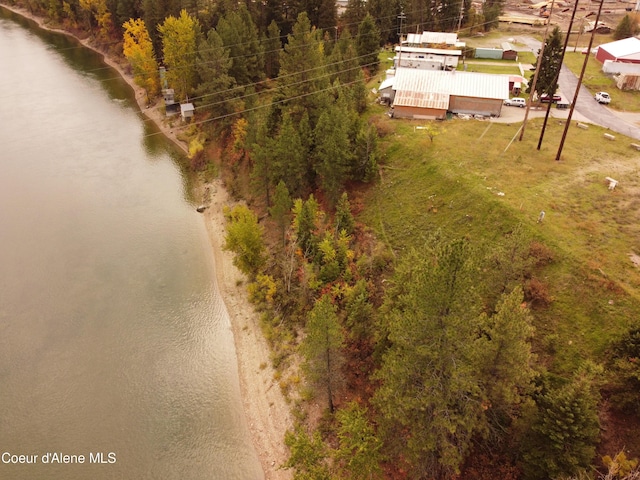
[122,18,160,101]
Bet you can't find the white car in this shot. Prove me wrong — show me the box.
[595,92,611,104]
[504,97,526,108]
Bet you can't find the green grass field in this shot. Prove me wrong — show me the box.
[360,111,640,374]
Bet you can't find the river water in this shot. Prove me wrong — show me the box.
[0,8,263,480]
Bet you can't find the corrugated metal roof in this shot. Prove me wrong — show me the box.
[502,42,515,51]
[379,77,395,91]
[395,45,462,56]
[393,69,510,105]
[599,37,640,59]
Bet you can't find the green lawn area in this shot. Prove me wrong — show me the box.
[460,63,523,75]
[562,51,640,111]
[360,112,640,373]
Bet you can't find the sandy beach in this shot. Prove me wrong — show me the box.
[1,4,293,478]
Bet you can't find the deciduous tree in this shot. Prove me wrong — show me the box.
[223,204,266,277]
[158,9,200,101]
[122,18,160,100]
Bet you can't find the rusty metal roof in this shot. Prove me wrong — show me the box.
[393,69,510,109]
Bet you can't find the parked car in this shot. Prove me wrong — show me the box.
[595,91,611,104]
[504,97,526,107]
[540,93,562,103]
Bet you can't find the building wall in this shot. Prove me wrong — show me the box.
[596,48,616,64]
[475,48,503,60]
[502,50,517,60]
[449,96,503,117]
[392,105,447,120]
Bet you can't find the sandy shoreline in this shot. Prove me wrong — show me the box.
[1,4,293,478]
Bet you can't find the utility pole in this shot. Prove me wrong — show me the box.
[457,0,465,33]
[519,0,557,141]
[555,0,605,161]
[537,0,581,149]
[397,10,406,69]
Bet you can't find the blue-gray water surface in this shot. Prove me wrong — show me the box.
[0,7,263,479]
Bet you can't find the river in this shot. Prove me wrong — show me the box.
[0,7,263,480]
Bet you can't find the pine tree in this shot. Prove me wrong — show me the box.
[523,364,602,479]
[356,13,380,74]
[293,195,320,259]
[314,102,353,206]
[215,4,264,86]
[342,0,367,36]
[264,20,281,78]
[195,27,239,122]
[269,180,293,245]
[529,26,563,99]
[334,192,355,236]
[366,0,400,44]
[278,12,330,125]
[373,238,488,478]
[614,14,640,40]
[479,287,535,419]
[301,294,344,413]
[335,402,383,479]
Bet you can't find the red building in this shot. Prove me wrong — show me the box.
[595,37,640,64]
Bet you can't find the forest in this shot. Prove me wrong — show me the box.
[4,0,640,478]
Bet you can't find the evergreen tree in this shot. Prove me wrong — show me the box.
[614,14,640,40]
[373,238,488,478]
[301,294,344,413]
[529,26,563,99]
[122,18,160,100]
[366,0,399,45]
[296,0,336,30]
[274,112,310,198]
[341,0,367,36]
[216,4,264,86]
[269,180,293,245]
[335,402,383,479]
[314,101,353,207]
[264,20,281,78]
[293,195,320,259]
[195,27,239,122]
[158,9,200,102]
[335,192,355,236]
[284,427,331,479]
[278,12,330,125]
[356,13,380,75]
[523,364,602,480]
[353,120,378,181]
[479,287,535,425]
[482,0,504,31]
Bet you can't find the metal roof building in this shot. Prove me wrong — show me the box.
[405,31,463,47]
[391,69,510,119]
[596,37,640,64]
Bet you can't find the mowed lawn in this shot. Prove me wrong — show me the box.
[360,111,640,373]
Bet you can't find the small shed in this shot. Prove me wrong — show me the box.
[596,37,640,64]
[475,48,503,60]
[180,103,195,121]
[378,77,396,105]
[501,42,517,60]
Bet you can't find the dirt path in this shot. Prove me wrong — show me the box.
[0,4,293,478]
